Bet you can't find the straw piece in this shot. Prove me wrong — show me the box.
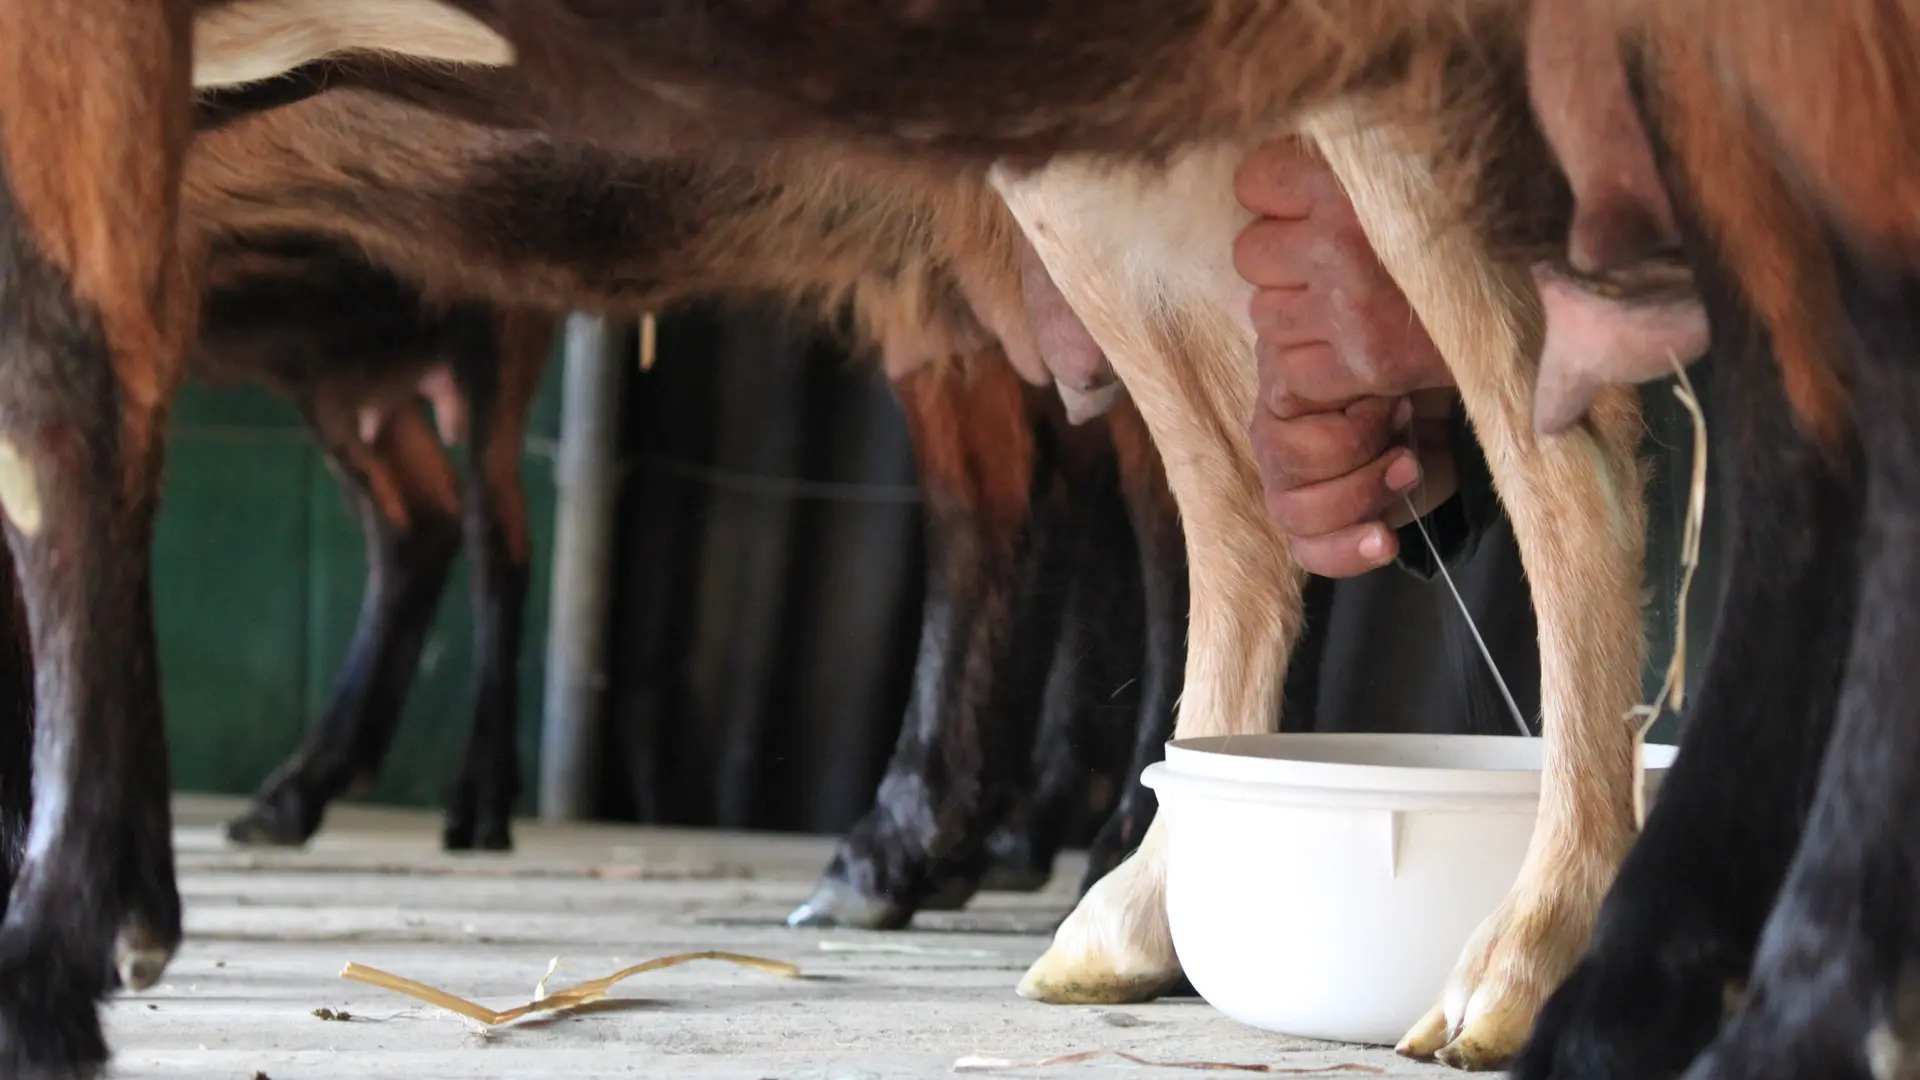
[533,957,563,1002]
[952,1051,1385,1074]
[340,951,800,1027]
[1627,350,1709,831]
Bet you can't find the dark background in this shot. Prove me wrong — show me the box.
[154,301,1712,837]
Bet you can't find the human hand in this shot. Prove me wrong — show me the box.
[1233,138,1462,577]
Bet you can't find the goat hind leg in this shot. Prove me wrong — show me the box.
[995,150,1303,1004]
[1080,396,1185,893]
[1306,114,1649,1070]
[790,354,1050,929]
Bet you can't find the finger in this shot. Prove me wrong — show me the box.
[1258,341,1378,418]
[1249,284,1337,348]
[1234,217,1322,290]
[1291,523,1401,579]
[1232,138,1325,219]
[1251,397,1401,488]
[1266,445,1423,538]
[1384,420,1461,527]
[1259,338,1413,418]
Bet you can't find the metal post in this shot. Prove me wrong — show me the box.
[538,313,627,821]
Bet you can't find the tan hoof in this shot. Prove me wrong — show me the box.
[1396,1002,1453,1060]
[1015,826,1178,1005]
[1432,1007,1533,1071]
[1016,949,1180,1005]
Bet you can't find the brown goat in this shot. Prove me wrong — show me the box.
[192,238,552,853]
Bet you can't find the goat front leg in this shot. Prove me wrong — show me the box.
[1306,113,1649,1070]
[444,308,552,853]
[227,402,462,847]
[0,2,196,1074]
[995,147,1304,1003]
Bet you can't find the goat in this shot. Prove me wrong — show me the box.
[197,237,551,855]
[0,2,1639,1074]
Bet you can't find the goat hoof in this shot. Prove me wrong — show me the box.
[224,791,317,848]
[1509,937,1729,1080]
[1676,888,1900,1080]
[786,878,912,930]
[979,829,1052,894]
[1679,1025,1873,1080]
[1017,846,1179,1005]
[112,922,175,992]
[1399,884,1593,1072]
[976,864,1050,893]
[1676,974,1878,1080]
[0,946,108,1080]
[443,813,512,854]
[917,876,979,912]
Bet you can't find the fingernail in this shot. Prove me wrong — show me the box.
[1385,454,1421,492]
[1359,528,1388,562]
[1393,398,1414,429]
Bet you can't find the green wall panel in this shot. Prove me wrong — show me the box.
[154,346,563,814]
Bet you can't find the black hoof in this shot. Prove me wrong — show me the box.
[0,944,108,1080]
[1078,805,1151,897]
[917,875,980,911]
[975,864,1050,893]
[223,787,319,848]
[978,828,1052,894]
[442,809,513,853]
[1681,1029,1872,1080]
[1512,938,1731,1080]
[444,772,517,854]
[786,877,912,930]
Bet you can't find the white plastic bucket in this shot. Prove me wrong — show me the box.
[1141,733,1678,1045]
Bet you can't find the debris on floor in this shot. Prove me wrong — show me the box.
[341,951,800,1028]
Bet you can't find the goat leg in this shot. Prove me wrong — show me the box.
[1306,109,1649,1071]
[1079,396,1185,893]
[790,353,1052,928]
[1511,220,1862,1080]
[442,308,548,852]
[0,2,195,1073]
[978,404,1136,895]
[227,406,462,847]
[0,541,29,916]
[1647,246,1907,1080]
[995,146,1304,1005]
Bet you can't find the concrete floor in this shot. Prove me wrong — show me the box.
[108,796,1456,1079]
